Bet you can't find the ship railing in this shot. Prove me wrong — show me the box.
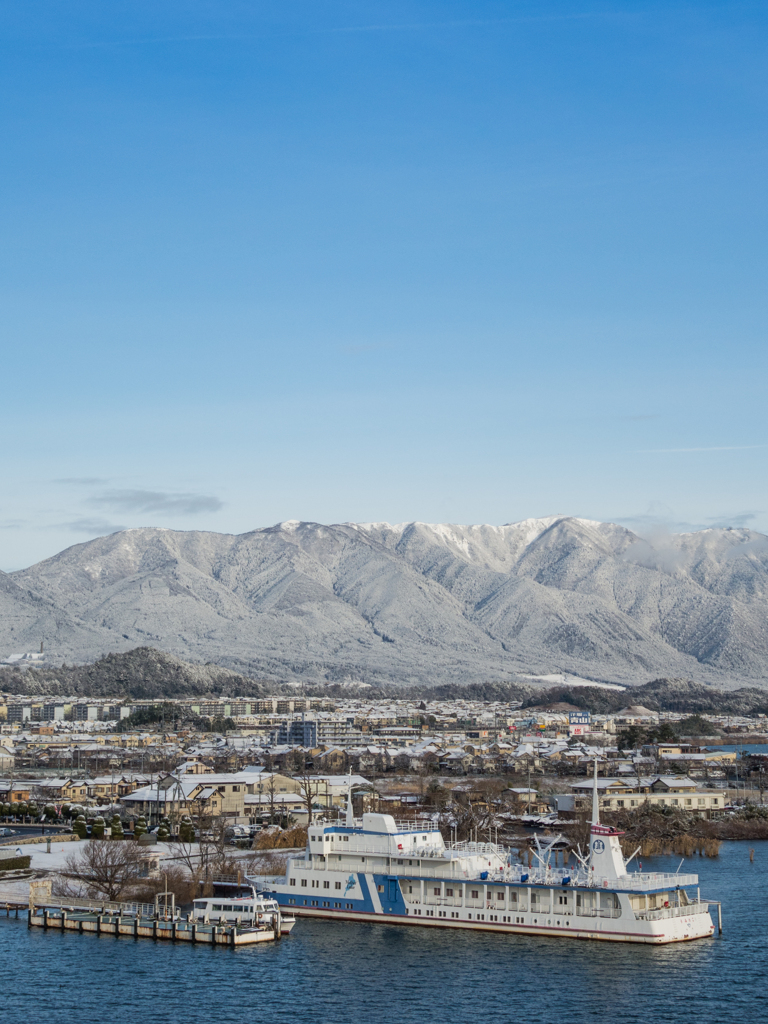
[297,844,450,862]
[635,901,711,922]
[594,872,700,892]
[575,907,622,920]
[391,819,441,833]
[446,841,507,857]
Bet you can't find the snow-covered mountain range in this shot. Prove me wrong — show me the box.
[3,516,768,689]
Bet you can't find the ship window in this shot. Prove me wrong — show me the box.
[471,890,478,899]
[433,888,440,896]
[301,879,307,887]
[509,892,517,902]
[378,885,384,893]
[289,879,296,886]
[496,892,504,901]
[344,836,349,841]
[212,905,222,911]
[446,888,453,897]
[335,882,341,890]
[323,881,329,889]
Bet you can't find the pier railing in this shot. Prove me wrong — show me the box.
[29,893,157,917]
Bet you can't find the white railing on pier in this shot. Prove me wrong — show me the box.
[29,894,157,917]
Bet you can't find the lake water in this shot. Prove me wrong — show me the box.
[1,842,766,1024]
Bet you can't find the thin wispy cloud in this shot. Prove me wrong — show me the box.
[639,444,766,453]
[705,512,762,529]
[67,11,603,49]
[54,477,109,485]
[89,489,223,515]
[57,517,126,535]
[0,519,27,531]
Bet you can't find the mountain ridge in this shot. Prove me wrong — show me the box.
[4,516,768,689]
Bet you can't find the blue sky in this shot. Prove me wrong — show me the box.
[1,1,767,570]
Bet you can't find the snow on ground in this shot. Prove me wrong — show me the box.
[521,672,626,691]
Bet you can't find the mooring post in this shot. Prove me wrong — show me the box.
[718,903,722,935]
[96,914,102,935]
[61,911,67,931]
[43,910,49,930]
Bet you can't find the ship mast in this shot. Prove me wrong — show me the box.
[345,770,354,827]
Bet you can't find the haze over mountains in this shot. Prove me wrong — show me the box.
[3,516,768,690]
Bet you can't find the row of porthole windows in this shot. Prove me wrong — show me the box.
[291,878,342,889]
[287,899,355,909]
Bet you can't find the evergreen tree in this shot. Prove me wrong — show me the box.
[73,815,88,839]
[178,815,195,843]
[133,815,148,839]
[110,814,124,840]
[91,815,106,840]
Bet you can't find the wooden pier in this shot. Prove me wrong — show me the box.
[27,907,280,946]
[1,881,282,947]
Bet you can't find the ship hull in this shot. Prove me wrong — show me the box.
[275,901,714,944]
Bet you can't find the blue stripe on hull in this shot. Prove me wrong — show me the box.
[273,874,408,917]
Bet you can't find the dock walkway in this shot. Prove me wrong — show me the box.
[28,907,279,945]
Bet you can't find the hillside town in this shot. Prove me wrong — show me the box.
[1,693,765,836]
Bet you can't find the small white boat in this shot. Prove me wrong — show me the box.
[191,887,296,935]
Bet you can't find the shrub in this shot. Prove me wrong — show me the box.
[0,855,31,872]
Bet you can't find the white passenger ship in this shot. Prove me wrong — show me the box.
[263,772,718,944]
[191,888,296,935]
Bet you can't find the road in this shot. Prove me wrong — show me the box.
[0,824,71,845]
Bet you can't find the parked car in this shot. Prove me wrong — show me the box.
[0,827,17,837]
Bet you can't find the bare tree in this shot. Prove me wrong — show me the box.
[294,766,320,826]
[59,841,143,902]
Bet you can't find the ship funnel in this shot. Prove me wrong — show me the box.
[588,757,627,881]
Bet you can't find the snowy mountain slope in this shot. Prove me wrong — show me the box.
[6,517,768,688]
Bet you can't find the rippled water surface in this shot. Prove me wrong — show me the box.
[2,842,766,1024]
